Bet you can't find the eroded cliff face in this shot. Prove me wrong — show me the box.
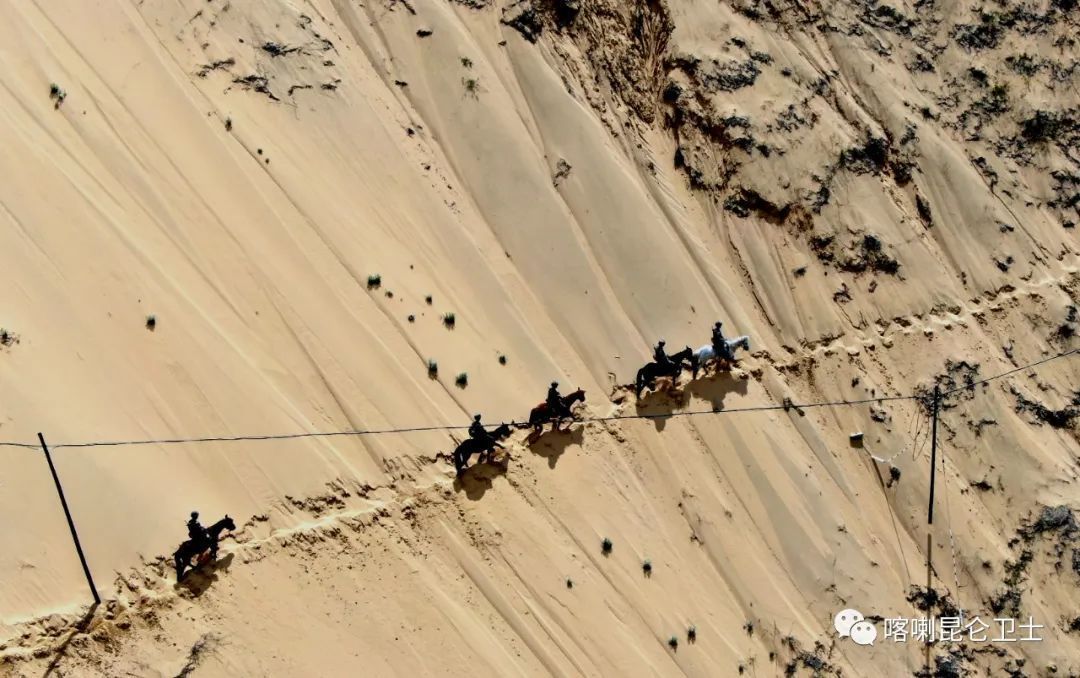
[0,0,1077,676]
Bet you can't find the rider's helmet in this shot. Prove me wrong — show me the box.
[714,321,722,328]
[474,414,482,421]
[190,511,199,520]
[658,340,665,346]
[551,381,558,387]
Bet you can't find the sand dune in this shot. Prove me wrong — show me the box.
[1,0,1078,675]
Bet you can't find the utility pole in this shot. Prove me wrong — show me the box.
[927,384,941,524]
[924,385,941,676]
[38,433,100,605]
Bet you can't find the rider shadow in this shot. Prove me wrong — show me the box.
[527,424,584,469]
[175,552,235,598]
[453,457,508,501]
[685,370,750,411]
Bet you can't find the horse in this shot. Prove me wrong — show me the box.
[452,422,514,475]
[526,388,587,434]
[635,347,695,397]
[691,336,751,379]
[174,515,235,582]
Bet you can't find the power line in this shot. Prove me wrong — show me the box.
[51,423,473,450]
[0,347,1074,452]
[940,347,1079,397]
[35,394,918,451]
[0,441,43,451]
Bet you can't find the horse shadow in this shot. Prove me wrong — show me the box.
[526,424,584,468]
[452,456,508,501]
[633,384,690,431]
[174,552,235,597]
[684,369,750,411]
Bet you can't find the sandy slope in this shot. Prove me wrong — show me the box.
[1,0,1078,675]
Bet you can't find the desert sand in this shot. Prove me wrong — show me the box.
[1,0,1078,675]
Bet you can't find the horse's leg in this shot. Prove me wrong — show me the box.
[175,553,186,582]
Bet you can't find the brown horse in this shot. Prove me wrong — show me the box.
[526,388,586,433]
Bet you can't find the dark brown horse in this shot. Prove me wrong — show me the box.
[452,422,514,475]
[526,388,586,433]
[174,515,235,582]
[635,347,694,397]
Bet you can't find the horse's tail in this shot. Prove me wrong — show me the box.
[635,368,646,397]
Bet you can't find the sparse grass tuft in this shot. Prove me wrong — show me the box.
[427,359,438,377]
[642,560,652,577]
[463,77,481,98]
[455,372,468,387]
[687,626,697,643]
[498,354,508,365]
[175,633,223,678]
[668,636,679,651]
[443,312,456,328]
[566,578,573,589]
[461,57,473,68]
[408,314,416,323]
[425,295,433,305]
[601,537,613,555]
[367,274,382,289]
[145,315,157,331]
[225,117,232,131]
[49,83,67,108]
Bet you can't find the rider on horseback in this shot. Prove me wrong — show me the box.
[653,340,672,369]
[468,414,496,448]
[711,321,733,362]
[187,511,208,549]
[547,381,567,418]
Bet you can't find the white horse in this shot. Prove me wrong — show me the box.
[692,336,751,378]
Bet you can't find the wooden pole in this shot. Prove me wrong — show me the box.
[38,433,100,605]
